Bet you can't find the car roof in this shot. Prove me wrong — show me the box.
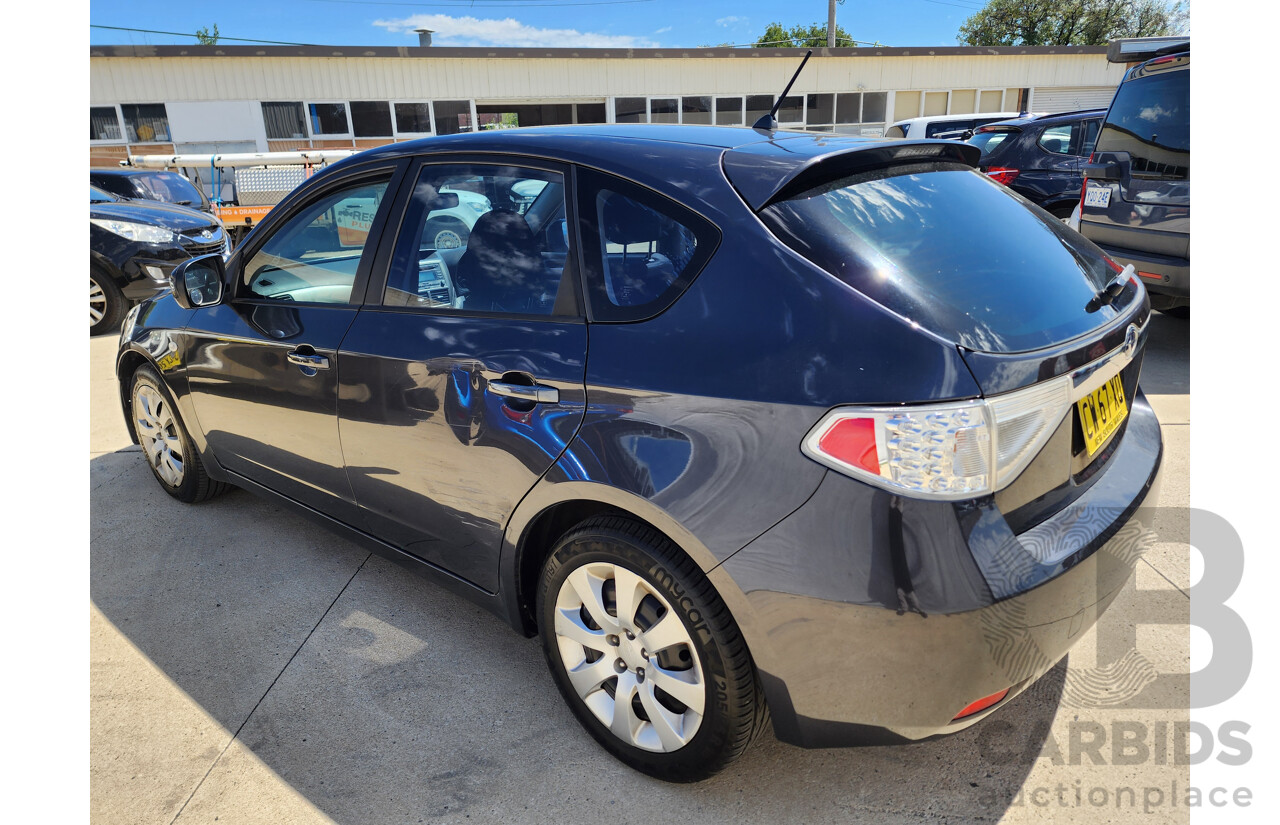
[888,112,1027,128]
[979,108,1107,130]
[337,124,979,212]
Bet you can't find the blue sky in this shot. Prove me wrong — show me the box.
[88,0,988,49]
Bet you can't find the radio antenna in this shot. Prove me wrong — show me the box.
[753,49,813,132]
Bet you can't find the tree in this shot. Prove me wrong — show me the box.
[195,24,220,46]
[957,0,1185,47]
[755,21,854,48]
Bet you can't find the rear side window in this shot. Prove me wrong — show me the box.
[925,120,974,138]
[577,169,718,322]
[759,162,1126,353]
[1080,118,1101,157]
[1037,124,1074,155]
[1097,67,1189,179]
[885,125,907,139]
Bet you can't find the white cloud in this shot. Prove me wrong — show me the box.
[654,26,673,34]
[716,16,746,27]
[373,13,658,48]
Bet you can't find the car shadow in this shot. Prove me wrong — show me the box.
[91,449,1062,823]
[1139,312,1189,395]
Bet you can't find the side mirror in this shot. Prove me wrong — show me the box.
[171,254,225,310]
[1081,151,1130,181]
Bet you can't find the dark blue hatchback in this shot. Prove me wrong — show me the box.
[116,124,1162,782]
[968,109,1106,219]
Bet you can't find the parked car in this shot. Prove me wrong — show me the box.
[91,168,214,215]
[90,185,228,335]
[1079,42,1189,315]
[883,112,1033,140]
[116,124,1162,781]
[967,109,1106,220]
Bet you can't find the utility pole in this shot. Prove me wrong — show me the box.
[827,0,837,48]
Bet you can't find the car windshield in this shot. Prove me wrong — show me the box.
[759,162,1126,353]
[968,129,1016,159]
[132,172,205,206]
[90,185,117,203]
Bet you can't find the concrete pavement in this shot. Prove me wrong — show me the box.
[90,313,1191,824]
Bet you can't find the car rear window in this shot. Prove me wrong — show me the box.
[1097,67,1189,179]
[759,162,1129,353]
[968,129,1016,160]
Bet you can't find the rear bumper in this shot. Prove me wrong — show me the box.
[721,394,1164,748]
[1093,243,1189,300]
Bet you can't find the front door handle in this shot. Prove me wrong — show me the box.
[489,381,558,404]
[287,347,330,370]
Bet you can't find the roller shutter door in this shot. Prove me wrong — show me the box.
[1030,86,1117,113]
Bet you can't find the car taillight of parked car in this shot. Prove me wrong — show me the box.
[984,167,1020,185]
[801,377,1073,500]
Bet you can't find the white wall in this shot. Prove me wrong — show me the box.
[163,100,269,150]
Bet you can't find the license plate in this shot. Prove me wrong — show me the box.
[1077,375,1128,456]
[1084,187,1111,208]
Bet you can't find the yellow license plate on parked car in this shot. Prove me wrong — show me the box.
[1078,375,1128,456]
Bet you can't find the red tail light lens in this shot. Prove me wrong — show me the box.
[985,167,1020,185]
[816,417,879,475]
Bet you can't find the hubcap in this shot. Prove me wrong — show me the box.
[553,561,705,753]
[134,385,185,486]
[90,277,106,326]
[434,228,463,250]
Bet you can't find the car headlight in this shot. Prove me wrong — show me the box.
[90,218,177,244]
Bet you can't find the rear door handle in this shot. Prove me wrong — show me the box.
[287,348,330,370]
[489,381,558,404]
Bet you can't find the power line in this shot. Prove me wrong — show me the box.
[90,24,315,46]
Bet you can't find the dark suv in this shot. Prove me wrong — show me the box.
[1080,40,1189,314]
[968,109,1105,219]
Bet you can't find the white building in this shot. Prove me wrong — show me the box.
[89,43,1126,166]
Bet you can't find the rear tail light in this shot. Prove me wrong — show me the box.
[802,375,1073,500]
[985,166,1020,185]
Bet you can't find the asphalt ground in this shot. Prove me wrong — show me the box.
[90,312,1191,824]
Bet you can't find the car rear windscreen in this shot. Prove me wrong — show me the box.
[968,129,1016,160]
[759,162,1132,354]
[1097,67,1189,179]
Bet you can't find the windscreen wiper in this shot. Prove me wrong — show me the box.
[1085,264,1136,313]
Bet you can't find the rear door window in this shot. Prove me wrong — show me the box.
[1097,67,1189,179]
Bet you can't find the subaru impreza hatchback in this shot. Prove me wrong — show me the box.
[117,124,1162,782]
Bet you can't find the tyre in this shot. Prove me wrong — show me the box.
[130,364,229,503]
[537,516,767,782]
[423,218,469,251]
[1049,204,1075,224]
[90,267,125,336]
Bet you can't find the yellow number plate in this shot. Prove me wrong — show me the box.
[1077,374,1128,456]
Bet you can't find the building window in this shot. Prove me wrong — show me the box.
[615,97,647,123]
[682,96,711,125]
[650,98,678,124]
[350,101,393,138]
[433,100,473,135]
[91,106,122,141]
[393,102,433,135]
[807,94,835,130]
[715,97,743,126]
[121,104,170,143]
[262,102,307,139]
[309,102,350,136]
[862,92,887,123]
[745,94,774,126]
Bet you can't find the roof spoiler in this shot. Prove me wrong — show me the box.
[723,139,980,211]
[1107,36,1189,64]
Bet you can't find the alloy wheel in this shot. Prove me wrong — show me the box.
[134,384,185,486]
[553,561,706,753]
[90,277,107,327]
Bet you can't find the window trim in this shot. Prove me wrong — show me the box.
[306,100,354,139]
[391,100,436,138]
[90,104,126,144]
[576,166,721,324]
[361,153,585,320]
[230,159,410,308]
